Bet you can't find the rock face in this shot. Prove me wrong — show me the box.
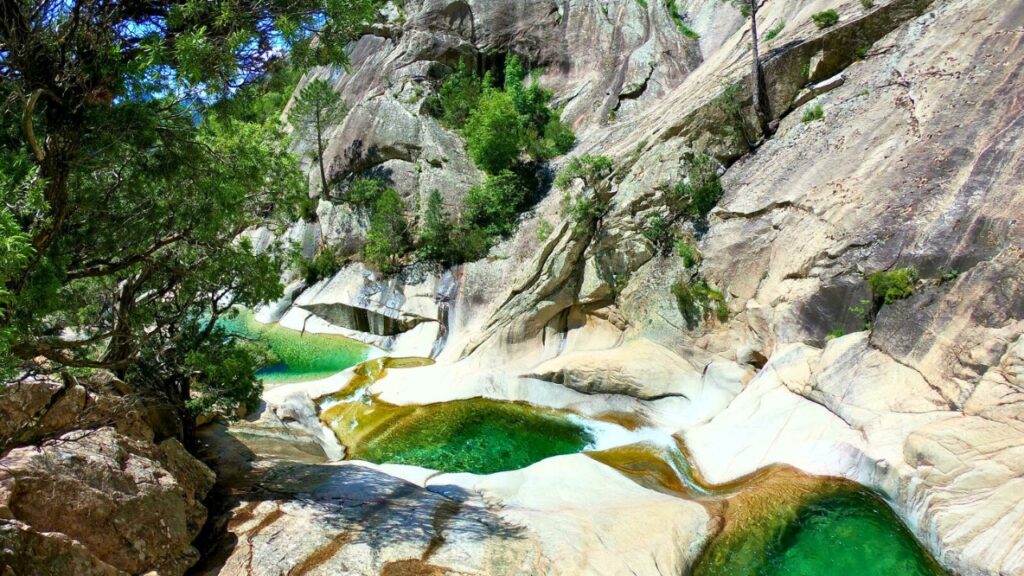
[0,375,215,575]
[246,0,1024,574]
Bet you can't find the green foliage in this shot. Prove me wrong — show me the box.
[642,213,675,255]
[867,268,918,306]
[465,171,528,239]
[417,190,453,263]
[436,61,483,129]
[849,300,873,331]
[764,20,786,41]
[666,0,700,39]
[671,278,728,329]
[298,244,344,284]
[812,9,840,28]
[182,325,271,417]
[676,239,702,268]
[0,0,377,420]
[802,104,825,123]
[554,155,615,190]
[712,81,751,147]
[459,55,574,173]
[635,0,649,8]
[855,46,869,60]
[536,220,555,241]
[464,88,526,174]
[346,177,388,208]
[940,268,960,283]
[670,153,723,219]
[827,328,846,339]
[861,0,875,9]
[290,78,349,193]
[363,188,410,274]
[561,192,607,238]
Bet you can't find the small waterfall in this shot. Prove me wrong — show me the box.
[430,267,461,358]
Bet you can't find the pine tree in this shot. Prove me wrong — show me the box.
[291,79,349,195]
[418,190,452,263]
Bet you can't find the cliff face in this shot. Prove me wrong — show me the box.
[244,0,1023,574]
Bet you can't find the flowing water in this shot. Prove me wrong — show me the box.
[218,308,373,384]
[212,316,948,574]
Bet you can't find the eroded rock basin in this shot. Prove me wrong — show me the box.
[219,308,376,384]
[199,319,949,575]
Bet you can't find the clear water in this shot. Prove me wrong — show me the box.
[695,482,947,576]
[328,396,594,475]
[218,309,372,384]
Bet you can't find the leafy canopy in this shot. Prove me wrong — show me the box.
[0,0,379,420]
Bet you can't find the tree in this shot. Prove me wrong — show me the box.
[464,170,528,238]
[418,190,452,263]
[290,78,349,195]
[364,188,410,274]
[724,0,773,138]
[464,88,525,174]
[0,0,378,437]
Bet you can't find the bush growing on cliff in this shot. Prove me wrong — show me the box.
[465,89,526,174]
[676,239,701,268]
[436,61,483,129]
[867,268,918,306]
[801,104,825,123]
[554,155,615,190]
[346,176,388,208]
[671,153,723,219]
[812,9,840,28]
[642,213,675,255]
[364,189,410,274]
[671,278,728,329]
[464,170,529,238]
[454,55,575,174]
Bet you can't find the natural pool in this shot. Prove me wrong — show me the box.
[692,470,947,576]
[219,309,373,384]
[324,395,594,475]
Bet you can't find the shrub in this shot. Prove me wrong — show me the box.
[363,188,410,274]
[867,267,918,306]
[812,9,840,28]
[827,328,845,339]
[642,213,674,254]
[554,155,615,190]
[458,54,574,174]
[666,0,700,39]
[299,244,344,284]
[464,88,525,174]
[764,20,785,41]
[346,177,388,208]
[561,191,606,237]
[801,104,824,123]
[849,299,872,331]
[449,223,492,262]
[860,0,874,9]
[536,219,554,241]
[464,170,528,239]
[671,153,722,219]
[436,60,482,129]
[676,239,701,268]
[671,278,727,329]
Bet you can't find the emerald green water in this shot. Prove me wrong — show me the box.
[337,398,594,475]
[696,484,946,576]
[218,309,372,384]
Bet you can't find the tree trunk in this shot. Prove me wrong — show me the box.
[748,0,773,139]
[315,111,329,197]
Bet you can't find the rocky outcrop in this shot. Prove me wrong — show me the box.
[0,374,215,575]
